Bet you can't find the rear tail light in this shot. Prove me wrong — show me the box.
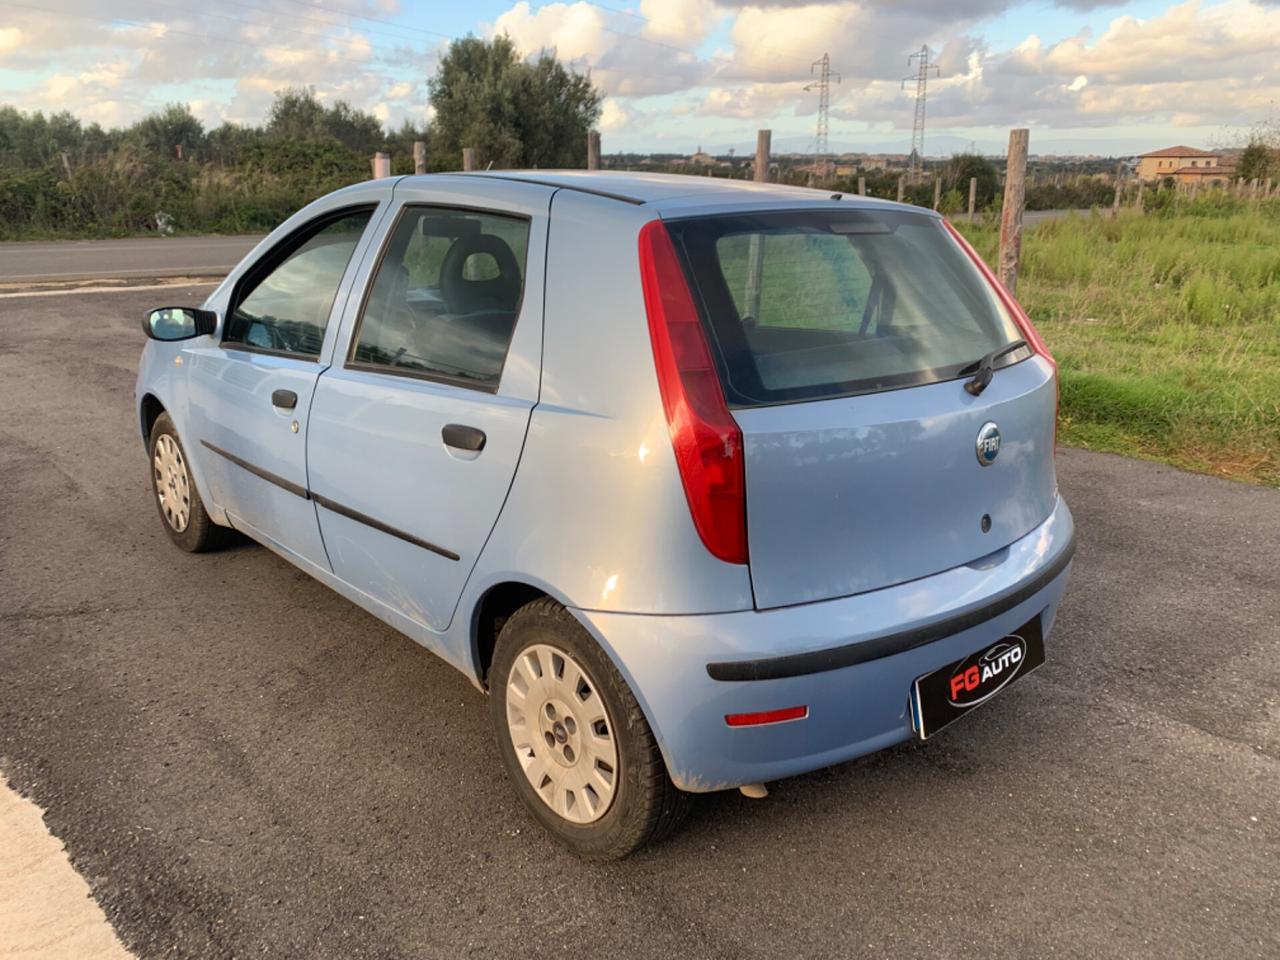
[944,220,1059,446]
[638,219,748,565]
[725,706,808,727]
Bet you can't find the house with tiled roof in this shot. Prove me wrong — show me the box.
[1136,146,1223,182]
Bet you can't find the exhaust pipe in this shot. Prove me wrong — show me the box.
[739,783,769,799]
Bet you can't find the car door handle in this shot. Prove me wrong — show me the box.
[442,424,486,452]
[271,389,298,410]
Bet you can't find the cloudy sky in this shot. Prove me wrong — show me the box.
[1,0,1278,155]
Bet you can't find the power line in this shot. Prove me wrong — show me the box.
[902,45,940,181]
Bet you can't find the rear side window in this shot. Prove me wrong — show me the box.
[225,208,374,358]
[667,209,1026,405]
[350,207,530,391]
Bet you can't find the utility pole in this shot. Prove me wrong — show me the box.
[902,45,940,182]
[804,53,839,182]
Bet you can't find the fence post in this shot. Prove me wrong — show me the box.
[857,176,866,197]
[462,147,476,172]
[748,129,770,184]
[413,141,426,175]
[896,176,905,203]
[1134,178,1144,213]
[968,177,977,222]
[371,151,390,179]
[933,177,942,211]
[744,129,771,324]
[1112,164,1123,214]
[587,130,601,170]
[997,128,1029,294]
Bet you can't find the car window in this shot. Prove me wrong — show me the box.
[670,209,1025,405]
[350,207,530,390]
[225,208,374,358]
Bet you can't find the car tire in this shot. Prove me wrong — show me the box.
[490,597,691,859]
[148,412,229,553]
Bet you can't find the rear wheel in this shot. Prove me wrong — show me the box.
[490,598,690,859]
[148,412,228,553]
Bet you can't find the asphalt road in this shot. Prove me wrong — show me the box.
[0,211,1095,285]
[0,236,262,284]
[1,283,1276,960]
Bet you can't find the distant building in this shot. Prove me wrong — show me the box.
[1136,146,1221,181]
[1170,162,1236,187]
[688,146,728,168]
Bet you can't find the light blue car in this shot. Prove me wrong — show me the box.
[137,171,1074,858]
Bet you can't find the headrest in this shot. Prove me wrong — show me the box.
[439,234,522,315]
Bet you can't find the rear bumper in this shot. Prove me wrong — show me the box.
[572,496,1074,793]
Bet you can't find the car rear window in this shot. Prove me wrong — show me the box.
[665,208,1027,406]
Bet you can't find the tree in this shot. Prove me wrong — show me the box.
[1238,140,1278,182]
[127,103,206,159]
[266,87,384,156]
[944,153,999,208]
[428,35,602,171]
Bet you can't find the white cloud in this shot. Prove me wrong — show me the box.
[599,97,631,130]
[0,0,1278,152]
[0,27,23,56]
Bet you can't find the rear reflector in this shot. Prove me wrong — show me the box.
[725,705,808,727]
[638,219,748,565]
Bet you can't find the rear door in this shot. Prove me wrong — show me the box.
[666,206,1058,609]
[306,180,551,634]
[188,205,381,567]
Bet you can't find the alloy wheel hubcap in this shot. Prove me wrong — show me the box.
[505,643,618,824]
[153,434,191,533]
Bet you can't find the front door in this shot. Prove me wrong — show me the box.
[188,205,380,568]
[307,181,551,637]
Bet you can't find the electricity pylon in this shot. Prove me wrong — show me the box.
[805,53,839,182]
[902,45,939,181]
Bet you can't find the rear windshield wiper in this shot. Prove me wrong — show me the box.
[961,339,1027,396]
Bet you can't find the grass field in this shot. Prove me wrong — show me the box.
[954,196,1280,487]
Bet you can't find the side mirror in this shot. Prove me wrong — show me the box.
[142,307,217,341]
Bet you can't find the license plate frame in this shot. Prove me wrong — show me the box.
[912,615,1045,739]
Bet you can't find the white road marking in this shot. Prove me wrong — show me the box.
[0,281,219,300]
[0,777,136,959]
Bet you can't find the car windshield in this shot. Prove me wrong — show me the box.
[666,208,1027,406]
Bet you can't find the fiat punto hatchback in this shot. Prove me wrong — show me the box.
[137,171,1074,858]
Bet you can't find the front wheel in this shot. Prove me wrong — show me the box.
[148,412,229,553]
[490,598,690,859]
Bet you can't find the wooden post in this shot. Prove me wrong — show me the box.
[857,176,866,197]
[587,130,601,170]
[967,177,977,222]
[1134,178,1144,212]
[754,129,771,184]
[371,151,390,179]
[933,177,942,211]
[413,141,426,175]
[462,147,476,172]
[997,128,1029,294]
[896,176,905,203]
[1113,165,1123,213]
[744,129,771,324]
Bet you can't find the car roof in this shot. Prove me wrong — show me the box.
[400,170,917,215]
